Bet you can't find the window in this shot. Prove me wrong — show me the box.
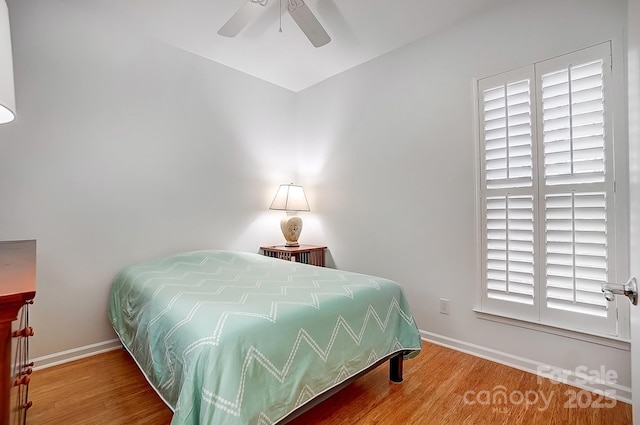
[477,42,619,336]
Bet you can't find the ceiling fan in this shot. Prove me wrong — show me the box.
[217,0,331,48]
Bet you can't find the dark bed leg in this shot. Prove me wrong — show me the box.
[389,352,404,383]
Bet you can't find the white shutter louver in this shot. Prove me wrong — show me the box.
[483,80,533,189]
[545,192,608,317]
[540,54,611,322]
[541,60,606,186]
[486,195,535,305]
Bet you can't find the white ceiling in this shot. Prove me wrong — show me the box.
[56,0,511,92]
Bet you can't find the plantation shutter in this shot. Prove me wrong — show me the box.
[541,60,606,185]
[479,66,538,320]
[485,195,535,305]
[478,42,617,335]
[544,192,608,316]
[536,43,616,334]
[483,79,534,189]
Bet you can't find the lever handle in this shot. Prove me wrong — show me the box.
[602,277,638,305]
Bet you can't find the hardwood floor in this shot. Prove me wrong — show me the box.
[24,341,631,425]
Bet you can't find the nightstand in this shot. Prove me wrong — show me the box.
[260,244,327,267]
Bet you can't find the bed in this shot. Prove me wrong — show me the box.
[108,249,422,425]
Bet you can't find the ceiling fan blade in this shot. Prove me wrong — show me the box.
[287,0,331,48]
[218,0,268,38]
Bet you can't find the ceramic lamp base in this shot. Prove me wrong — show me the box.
[280,213,303,247]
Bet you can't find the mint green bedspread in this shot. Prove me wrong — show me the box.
[108,250,421,425]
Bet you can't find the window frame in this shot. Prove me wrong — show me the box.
[474,41,628,339]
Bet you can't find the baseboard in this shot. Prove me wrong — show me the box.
[420,330,632,404]
[31,339,123,371]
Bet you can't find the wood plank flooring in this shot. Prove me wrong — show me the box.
[23,341,631,424]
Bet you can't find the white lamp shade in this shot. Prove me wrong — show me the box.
[0,0,16,124]
[269,184,310,212]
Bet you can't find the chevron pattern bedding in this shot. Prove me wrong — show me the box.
[108,249,422,425]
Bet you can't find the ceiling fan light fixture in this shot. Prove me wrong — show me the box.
[218,0,330,48]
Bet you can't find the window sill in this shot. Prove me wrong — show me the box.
[473,309,630,351]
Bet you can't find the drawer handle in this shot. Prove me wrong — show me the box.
[12,326,34,338]
[13,374,31,387]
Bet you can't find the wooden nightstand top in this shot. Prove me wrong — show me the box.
[260,244,327,252]
[260,245,327,267]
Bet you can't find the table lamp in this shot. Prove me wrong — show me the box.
[0,0,16,124]
[269,183,310,247]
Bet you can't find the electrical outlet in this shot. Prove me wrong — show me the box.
[439,298,450,315]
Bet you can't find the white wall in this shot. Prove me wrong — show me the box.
[297,0,632,391]
[0,0,298,358]
[0,0,633,398]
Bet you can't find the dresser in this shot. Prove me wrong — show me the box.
[0,240,36,425]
